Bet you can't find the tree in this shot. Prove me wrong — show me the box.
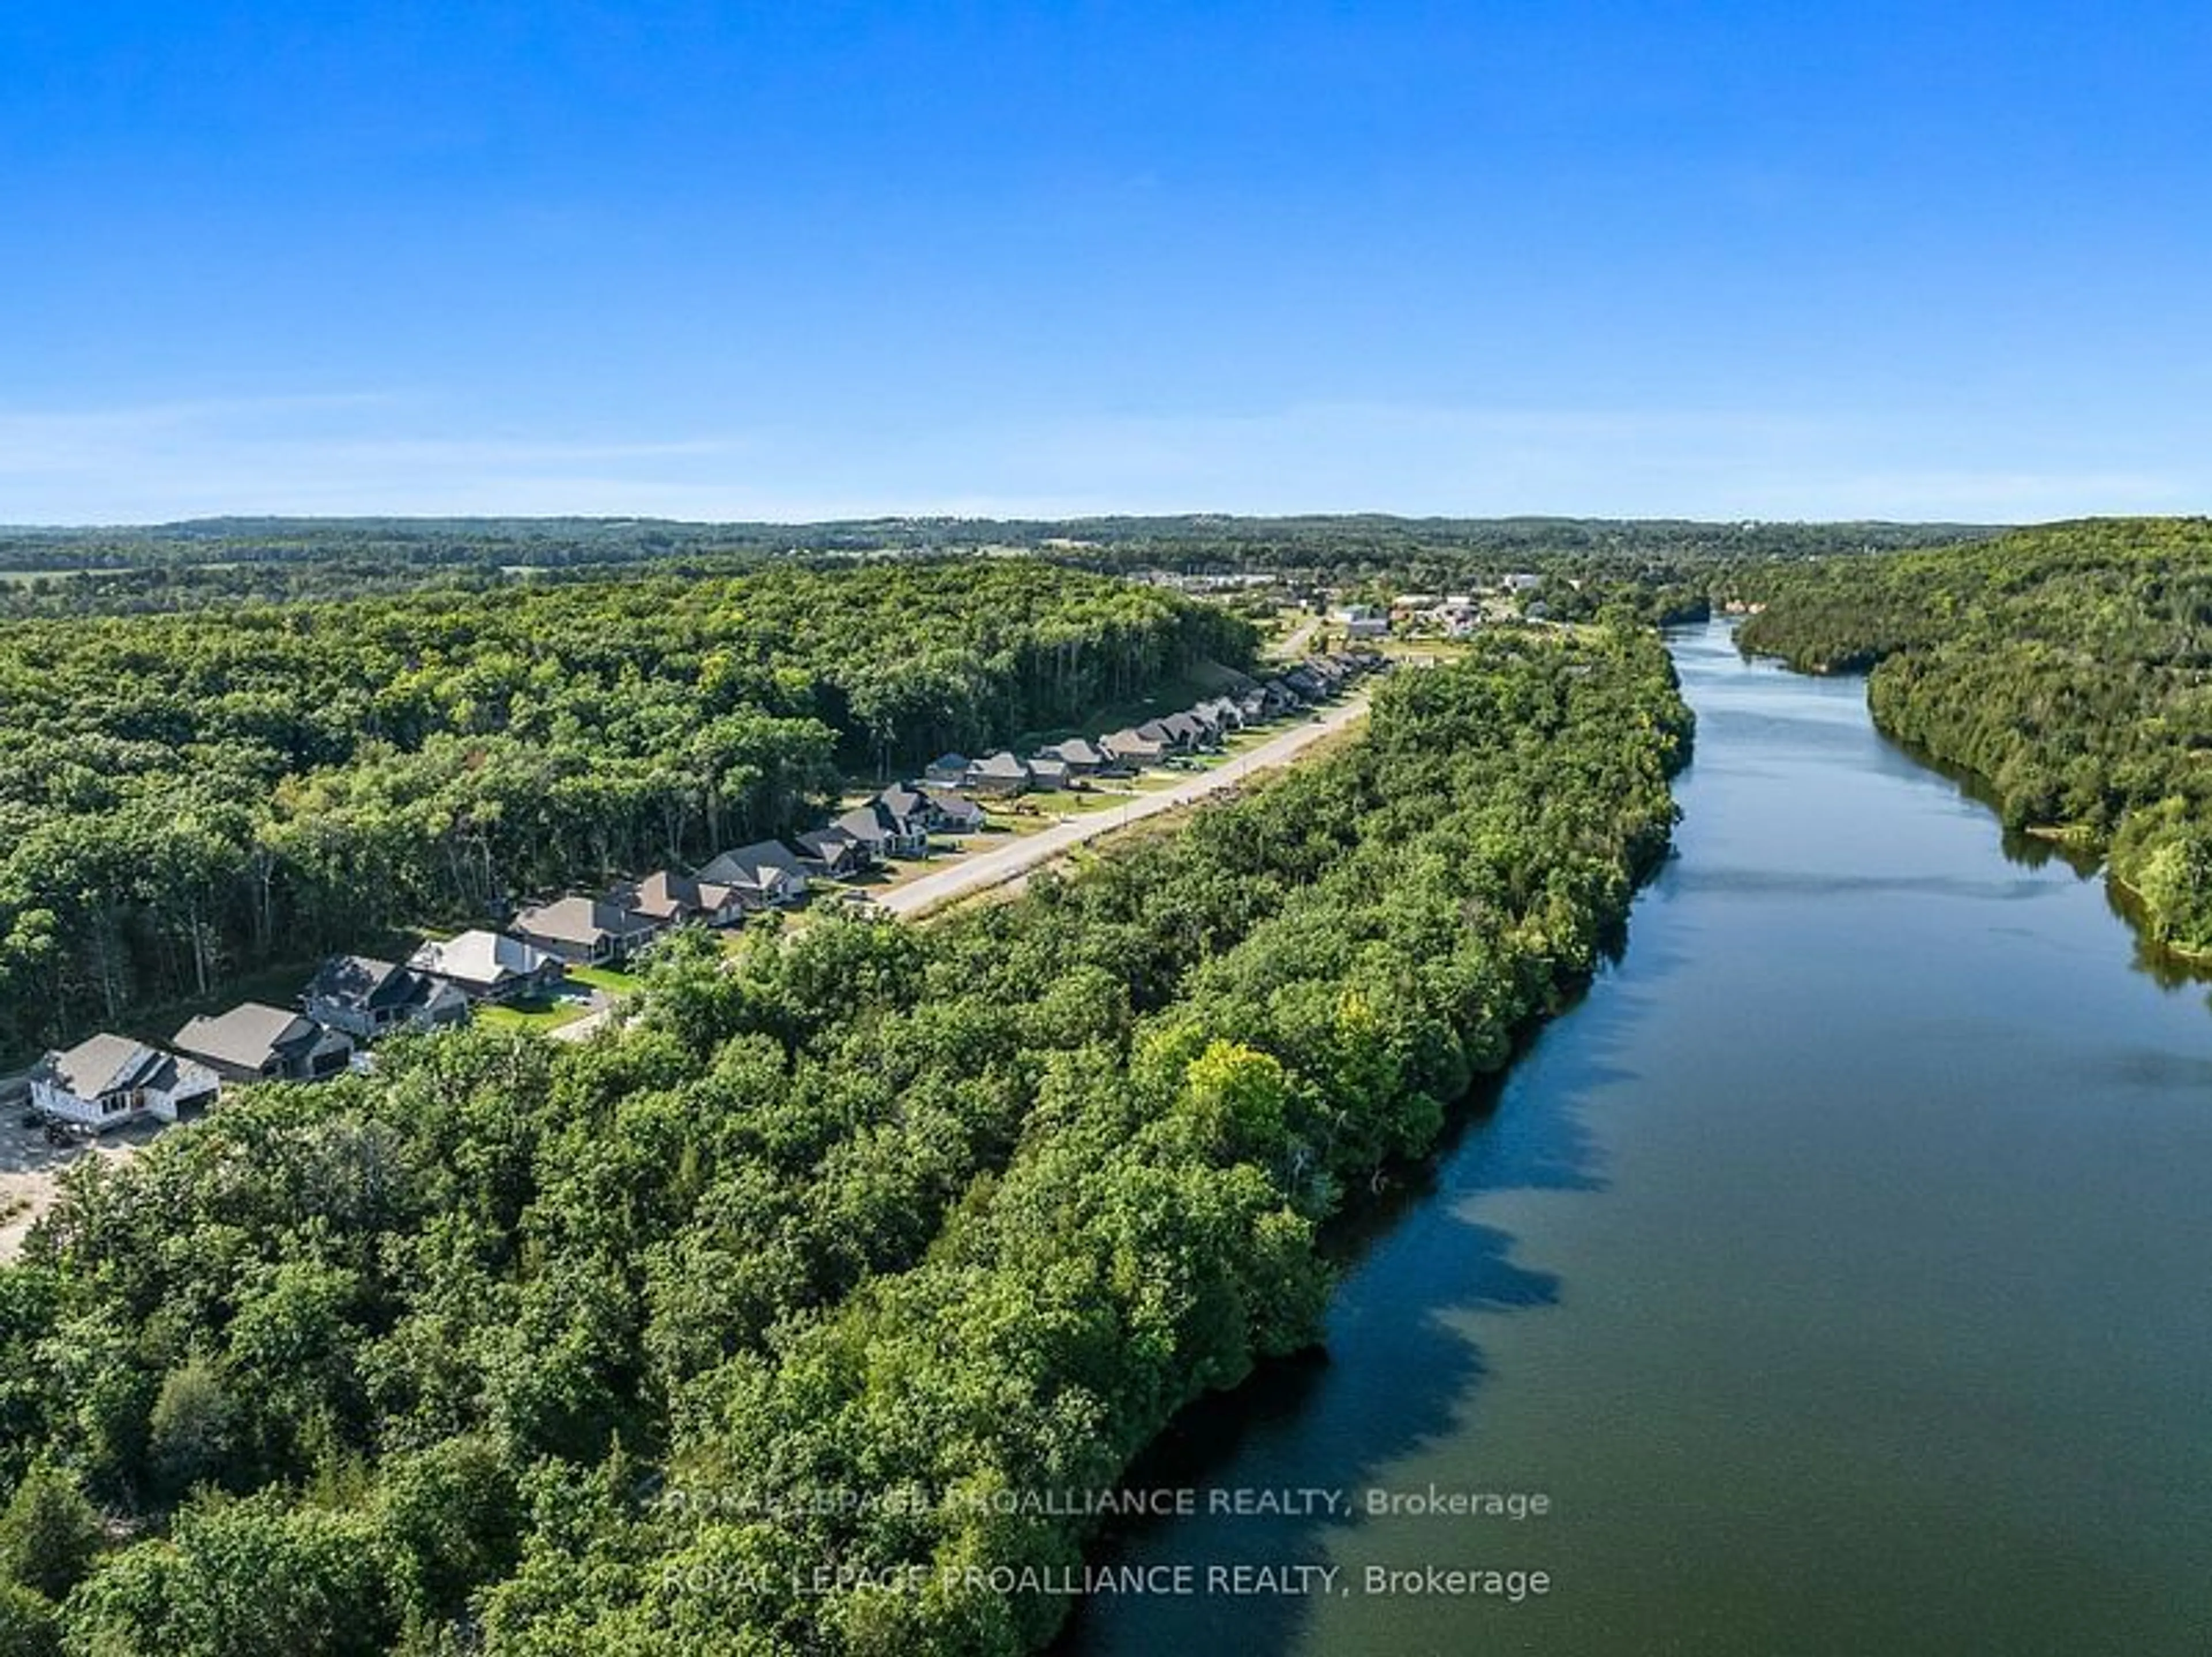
[147,1357,237,1502]
[0,1463,101,1602]
[0,1583,60,1657]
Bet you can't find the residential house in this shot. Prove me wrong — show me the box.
[1102,727,1165,767]
[511,895,660,965]
[31,1034,219,1131]
[1027,756,1069,791]
[695,840,810,907]
[796,826,872,879]
[877,781,931,822]
[844,799,931,859]
[612,869,748,930]
[1196,697,1245,734]
[869,786,941,852]
[1158,711,1210,751]
[173,1002,354,1085]
[917,786,987,834]
[1134,717,1182,752]
[1235,690,1270,724]
[408,930,566,1003]
[923,752,973,788]
[304,955,471,1042]
[1329,604,1390,638]
[1033,737,1105,775]
[966,751,1032,798]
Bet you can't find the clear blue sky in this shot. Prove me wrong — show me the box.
[4,2,2208,524]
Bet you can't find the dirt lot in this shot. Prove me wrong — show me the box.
[0,1113,161,1261]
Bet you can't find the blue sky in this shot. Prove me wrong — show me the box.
[3,2,2208,524]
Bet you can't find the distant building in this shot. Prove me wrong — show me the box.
[1158,711,1210,750]
[795,825,872,879]
[1033,737,1106,775]
[1330,604,1390,638]
[836,800,930,860]
[915,786,987,834]
[612,870,748,930]
[966,751,1033,798]
[1102,728,1165,767]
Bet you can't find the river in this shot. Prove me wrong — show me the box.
[1058,620,2212,1656]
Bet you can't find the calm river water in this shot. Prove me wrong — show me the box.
[1060,620,2212,1656]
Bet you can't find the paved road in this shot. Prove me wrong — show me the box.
[878,694,1372,919]
[1271,616,1323,660]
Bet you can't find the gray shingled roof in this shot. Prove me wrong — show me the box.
[46,1034,163,1099]
[173,1002,314,1073]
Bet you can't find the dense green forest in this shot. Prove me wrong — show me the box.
[0,562,1250,1061]
[1737,518,2212,952]
[0,516,1998,618]
[0,629,1688,1655]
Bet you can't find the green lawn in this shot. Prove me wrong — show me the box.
[1048,787,1145,816]
[476,994,592,1033]
[566,964,645,996]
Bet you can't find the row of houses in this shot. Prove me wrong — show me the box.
[507,779,996,941]
[23,658,1378,1136]
[25,936,537,1132]
[912,657,1375,801]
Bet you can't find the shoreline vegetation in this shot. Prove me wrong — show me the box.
[0,626,1690,1655]
[1734,517,2212,963]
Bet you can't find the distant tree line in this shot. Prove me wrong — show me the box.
[0,515,2004,619]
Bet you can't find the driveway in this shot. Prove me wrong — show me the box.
[0,1114,160,1261]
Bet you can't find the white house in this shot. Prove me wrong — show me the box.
[408,930,567,1002]
[32,1034,220,1131]
[1329,604,1391,638]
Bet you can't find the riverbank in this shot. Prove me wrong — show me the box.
[1731,626,2212,977]
[1059,620,2212,1657]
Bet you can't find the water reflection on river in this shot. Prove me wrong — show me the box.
[1059,621,2212,1657]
